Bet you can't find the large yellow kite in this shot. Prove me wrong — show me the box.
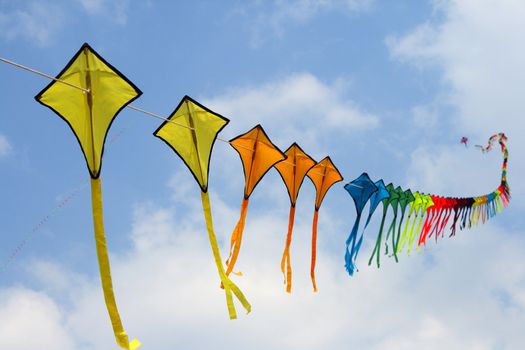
[35,43,142,350]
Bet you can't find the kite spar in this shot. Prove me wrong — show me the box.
[35,43,141,350]
[153,96,250,319]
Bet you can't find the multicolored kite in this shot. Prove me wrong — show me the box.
[35,43,142,350]
[307,157,343,291]
[153,96,250,319]
[346,133,510,274]
[274,143,316,292]
[226,125,286,277]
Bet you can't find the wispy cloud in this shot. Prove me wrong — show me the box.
[0,0,131,46]
[77,0,130,25]
[241,0,375,47]
[0,2,64,47]
[203,73,379,148]
[387,0,525,204]
[0,134,12,157]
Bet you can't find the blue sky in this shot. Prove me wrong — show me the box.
[1,1,524,349]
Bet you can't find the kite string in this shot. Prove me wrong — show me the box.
[0,126,127,273]
[0,56,90,93]
[0,56,332,176]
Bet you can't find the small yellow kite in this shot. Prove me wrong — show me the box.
[153,96,250,319]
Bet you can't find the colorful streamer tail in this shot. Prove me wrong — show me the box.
[281,206,296,293]
[91,178,141,350]
[201,192,251,319]
[225,198,249,277]
[311,209,319,292]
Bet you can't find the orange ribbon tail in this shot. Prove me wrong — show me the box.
[280,206,296,293]
[225,198,249,277]
[310,209,319,292]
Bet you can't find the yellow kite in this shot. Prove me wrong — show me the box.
[35,43,142,350]
[274,143,316,292]
[154,95,250,319]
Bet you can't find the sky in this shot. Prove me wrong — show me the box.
[0,0,524,349]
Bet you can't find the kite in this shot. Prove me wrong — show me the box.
[343,173,377,276]
[274,143,316,292]
[226,125,286,278]
[346,133,510,273]
[35,43,142,350]
[461,136,469,147]
[153,96,250,319]
[307,157,343,291]
[391,188,415,260]
[368,183,398,268]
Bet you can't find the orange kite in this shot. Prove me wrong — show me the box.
[226,125,286,278]
[274,143,316,292]
[307,157,343,292]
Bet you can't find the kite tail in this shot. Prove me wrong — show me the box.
[225,198,249,277]
[311,209,319,292]
[344,212,362,276]
[450,206,462,237]
[397,209,414,255]
[369,207,388,268]
[384,214,398,262]
[201,192,251,319]
[280,206,296,293]
[418,207,436,247]
[393,211,406,259]
[90,178,141,350]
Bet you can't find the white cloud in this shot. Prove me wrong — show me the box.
[0,0,130,46]
[0,2,64,47]
[0,134,12,157]
[0,288,75,350]
[2,179,525,349]
[77,0,130,25]
[244,0,374,47]
[387,0,525,205]
[203,73,379,148]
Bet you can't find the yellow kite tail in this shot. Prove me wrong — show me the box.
[310,209,319,293]
[280,206,296,293]
[90,178,140,350]
[225,198,249,277]
[201,192,251,319]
